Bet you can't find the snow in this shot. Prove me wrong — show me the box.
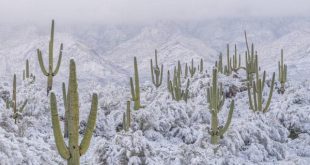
[1,18,310,164]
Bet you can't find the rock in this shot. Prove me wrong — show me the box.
[226,85,239,98]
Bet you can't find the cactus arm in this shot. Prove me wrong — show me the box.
[134,57,140,98]
[263,72,275,113]
[247,82,254,110]
[207,88,211,104]
[244,31,250,54]
[253,82,258,112]
[169,81,175,100]
[80,93,98,156]
[126,101,131,128]
[219,100,234,136]
[159,64,163,86]
[37,49,49,76]
[62,82,67,109]
[284,65,287,82]
[130,77,136,100]
[50,93,70,159]
[26,60,30,78]
[262,71,266,91]
[150,59,155,84]
[278,61,281,81]
[62,82,69,138]
[18,100,28,112]
[257,80,262,111]
[53,43,63,75]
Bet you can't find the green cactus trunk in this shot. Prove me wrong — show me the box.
[50,60,98,165]
[210,111,221,144]
[130,57,142,110]
[37,20,63,95]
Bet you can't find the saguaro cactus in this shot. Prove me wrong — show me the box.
[23,59,35,83]
[130,57,143,110]
[224,44,232,75]
[123,101,131,132]
[150,49,163,88]
[12,74,27,124]
[247,71,275,113]
[37,20,63,95]
[50,59,98,165]
[245,45,258,82]
[278,49,287,94]
[168,64,190,102]
[231,44,242,71]
[207,69,234,144]
[189,59,196,77]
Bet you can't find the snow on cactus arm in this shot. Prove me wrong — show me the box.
[50,92,70,159]
[79,93,98,156]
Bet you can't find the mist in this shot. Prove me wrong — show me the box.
[1,0,310,25]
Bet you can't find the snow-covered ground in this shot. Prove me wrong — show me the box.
[0,18,310,164]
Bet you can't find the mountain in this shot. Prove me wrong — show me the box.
[1,17,310,164]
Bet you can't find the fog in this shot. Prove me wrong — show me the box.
[1,0,310,25]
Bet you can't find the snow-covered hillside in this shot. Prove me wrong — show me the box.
[0,18,310,164]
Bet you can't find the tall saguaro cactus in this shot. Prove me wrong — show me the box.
[247,72,275,113]
[224,44,232,75]
[168,64,190,102]
[50,59,98,165]
[150,49,163,88]
[37,20,63,95]
[12,74,27,124]
[207,69,234,144]
[130,57,143,110]
[278,49,287,94]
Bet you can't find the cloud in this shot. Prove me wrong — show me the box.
[0,0,310,25]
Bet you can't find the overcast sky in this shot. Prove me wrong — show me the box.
[1,0,310,25]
